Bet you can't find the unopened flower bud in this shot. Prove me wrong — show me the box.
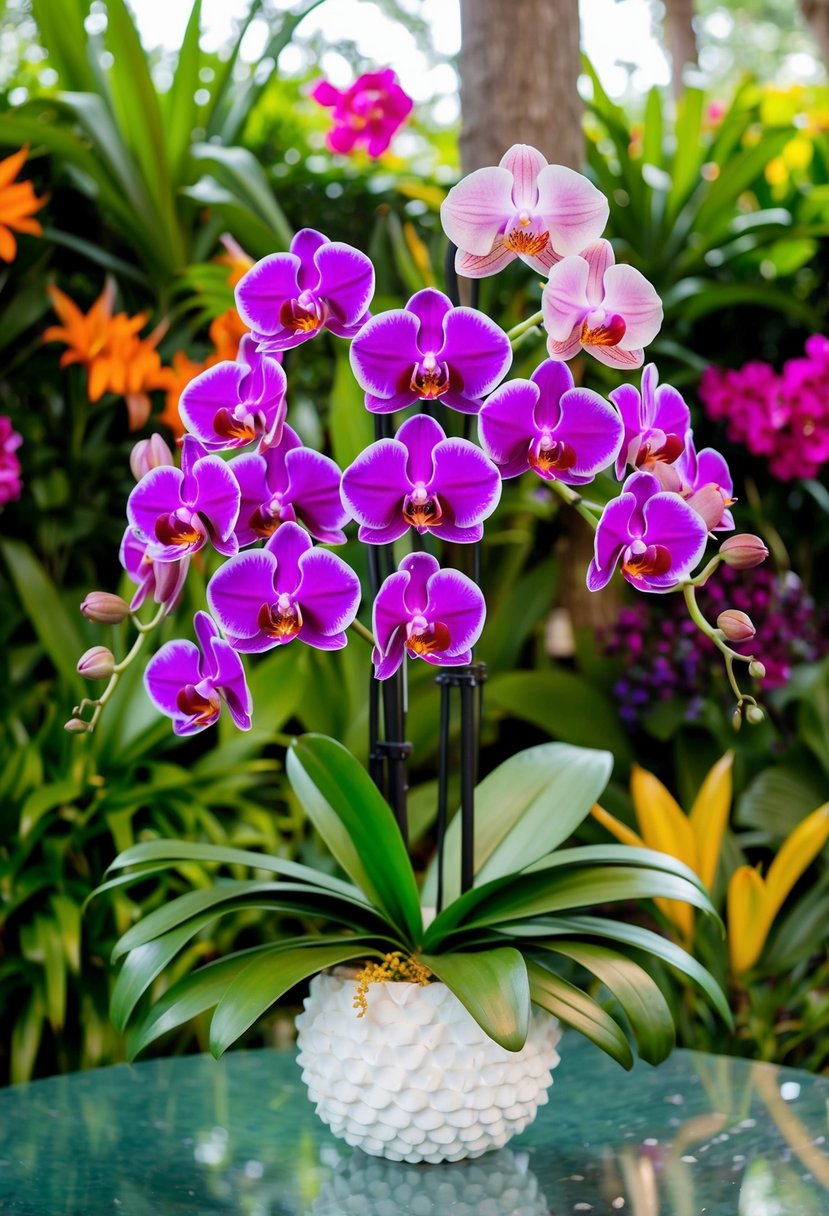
[80,592,131,624]
[749,659,766,679]
[745,704,764,725]
[130,433,174,481]
[719,534,769,570]
[717,609,756,643]
[64,717,90,733]
[77,645,115,679]
[731,707,742,732]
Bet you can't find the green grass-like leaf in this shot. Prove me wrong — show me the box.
[421,948,530,1052]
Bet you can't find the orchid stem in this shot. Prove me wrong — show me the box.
[349,619,377,648]
[73,604,167,733]
[682,584,759,709]
[549,479,601,531]
[507,310,544,346]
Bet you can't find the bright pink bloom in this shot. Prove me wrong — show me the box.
[542,240,663,369]
[440,143,608,278]
[311,69,413,158]
[0,416,22,506]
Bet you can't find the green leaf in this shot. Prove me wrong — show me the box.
[191,144,293,248]
[329,349,375,470]
[0,540,85,693]
[165,0,203,180]
[420,948,530,1051]
[736,764,827,837]
[422,742,613,909]
[540,941,674,1064]
[112,910,223,1032]
[486,671,633,762]
[209,942,378,1057]
[526,960,633,1068]
[287,735,422,943]
[20,778,83,838]
[30,0,100,92]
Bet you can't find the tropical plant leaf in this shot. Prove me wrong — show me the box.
[526,960,633,1068]
[286,735,422,943]
[164,0,203,179]
[0,540,86,694]
[420,948,530,1052]
[485,671,633,762]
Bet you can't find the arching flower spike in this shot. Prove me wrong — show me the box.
[235,229,374,352]
[207,521,360,653]
[479,359,623,483]
[179,335,287,451]
[127,436,240,562]
[440,143,609,277]
[349,287,511,415]
[587,471,708,593]
[372,553,486,680]
[611,364,691,480]
[543,240,663,369]
[230,425,348,547]
[144,611,252,735]
[340,413,501,544]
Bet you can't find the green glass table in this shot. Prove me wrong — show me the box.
[0,1040,826,1214]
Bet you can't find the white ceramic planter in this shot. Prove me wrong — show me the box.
[295,971,561,1164]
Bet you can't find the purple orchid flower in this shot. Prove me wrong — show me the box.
[144,611,252,735]
[340,414,502,545]
[235,229,374,353]
[478,359,623,484]
[611,363,691,480]
[440,143,609,278]
[349,287,512,415]
[653,435,736,532]
[543,240,663,369]
[179,335,287,451]
[127,436,240,562]
[372,553,486,680]
[119,527,189,611]
[587,471,708,593]
[230,424,348,547]
[206,521,360,653]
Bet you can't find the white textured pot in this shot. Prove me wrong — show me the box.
[295,971,561,1164]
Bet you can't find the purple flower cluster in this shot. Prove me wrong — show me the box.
[700,336,829,482]
[602,565,826,728]
[0,415,22,507]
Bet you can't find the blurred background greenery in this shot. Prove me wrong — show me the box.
[1,0,828,1085]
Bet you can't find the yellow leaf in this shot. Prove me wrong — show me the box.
[590,803,645,849]
[763,802,829,927]
[688,751,733,891]
[631,765,699,873]
[727,865,767,975]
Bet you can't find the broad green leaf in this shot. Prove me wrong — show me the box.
[112,910,223,1032]
[165,0,203,179]
[287,735,422,943]
[10,996,44,1086]
[666,87,705,223]
[736,763,827,837]
[420,948,530,1052]
[37,917,67,1033]
[422,742,613,908]
[540,941,675,1064]
[191,144,292,247]
[30,0,100,92]
[486,671,632,762]
[210,942,378,1057]
[0,540,85,693]
[526,960,632,1069]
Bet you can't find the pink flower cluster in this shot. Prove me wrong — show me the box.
[0,415,22,507]
[311,69,413,158]
[700,336,829,481]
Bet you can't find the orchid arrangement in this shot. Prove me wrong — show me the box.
[72,142,771,1065]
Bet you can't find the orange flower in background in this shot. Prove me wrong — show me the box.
[44,279,173,430]
[0,145,46,263]
[208,306,248,361]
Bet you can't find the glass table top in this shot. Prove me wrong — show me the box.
[0,1038,827,1214]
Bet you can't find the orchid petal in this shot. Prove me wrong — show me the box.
[440,166,514,256]
[349,310,421,399]
[284,447,349,543]
[406,287,453,352]
[295,548,361,636]
[264,521,313,596]
[193,455,241,542]
[373,570,412,659]
[235,253,301,336]
[499,143,547,209]
[209,637,252,729]
[179,361,247,447]
[546,326,583,362]
[478,380,540,474]
[315,241,375,325]
[127,467,183,541]
[455,241,516,279]
[291,228,328,290]
[641,493,708,584]
[440,307,512,399]
[586,343,646,370]
[529,359,574,428]
[341,439,409,528]
[535,165,609,256]
[600,264,663,349]
[207,550,277,641]
[587,492,636,591]
[429,438,501,525]
[144,640,201,716]
[425,570,486,654]
[397,414,445,485]
[583,239,615,307]
[555,388,625,478]
[542,256,590,341]
[398,552,440,614]
[193,611,220,676]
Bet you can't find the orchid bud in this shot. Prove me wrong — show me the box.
[717,609,756,643]
[153,556,189,608]
[731,707,742,732]
[77,645,115,679]
[80,592,131,624]
[130,433,174,481]
[745,704,765,725]
[64,717,90,733]
[719,534,769,569]
[749,659,766,679]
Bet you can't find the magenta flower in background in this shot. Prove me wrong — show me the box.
[587,471,708,593]
[0,416,22,506]
[207,521,360,653]
[235,229,374,352]
[127,435,240,562]
[440,143,609,278]
[611,363,690,479]
[145,611,252,735]
[478,358,623,483]
[543,239,663,369]
[230,424,348,547]
[119,528,189,611]
[372,553,486,680]
[341,413,502,544]
[349,287,511,414]
[311,69,413,158]
[179,335,287,451]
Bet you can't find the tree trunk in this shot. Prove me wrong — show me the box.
[800,0,829,68]
[458,0,583,173]
[663,0,698,98]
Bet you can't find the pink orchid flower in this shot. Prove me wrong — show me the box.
[542,239,663,369]
[440,143,609,278]
[311,69,413,159]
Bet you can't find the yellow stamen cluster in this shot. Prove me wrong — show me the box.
[352,952,432,1017]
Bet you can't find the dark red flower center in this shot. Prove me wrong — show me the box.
[176,683,221,725]
[529,435,577,474]
[154,511,202,548]
[410,354,450,400]
[636,434,684,467]
[403,486,442,530]
[405,617,451,657]
[213,407,257,443]
[581,311,626,348]
[622,543,672,579]
[258,595,303,639]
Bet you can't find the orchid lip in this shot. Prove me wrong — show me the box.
[405,616,451,656]
[410,357,450,399]
[176,683,221,725]
[637,433,684,467]
[529,435,577,474]
[402,486,443,530]
[622,542,672,578]
[279,293,327,333]
[155,511,204,547]
[213,407,257,443]
[581,311,627,348]
[257,595,304,639]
